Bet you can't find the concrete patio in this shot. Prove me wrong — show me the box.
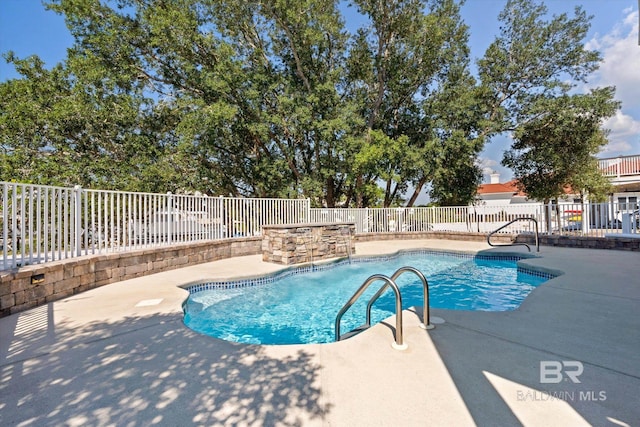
[0,239,638,426]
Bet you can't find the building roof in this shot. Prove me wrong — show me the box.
[478,178,577,198]
[477,180,526,196]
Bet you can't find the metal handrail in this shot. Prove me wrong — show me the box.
[487,217,539,252]
[335,274,406,349]
[365,266,434,331]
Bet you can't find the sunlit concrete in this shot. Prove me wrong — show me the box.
[1,239,638,426]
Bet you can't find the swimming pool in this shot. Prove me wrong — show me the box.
[183,251,553,345]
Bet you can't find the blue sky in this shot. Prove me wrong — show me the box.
[1,0,639,184]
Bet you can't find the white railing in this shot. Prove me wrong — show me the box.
[1,182,310,269]
[309,205,546,234]
[2,180,637,270]
[599,155,640,178]
[309,202,638,238]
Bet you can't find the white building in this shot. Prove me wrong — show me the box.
[477,155,640,209]
[476,172,578,206]
[599,155,640,211]
[475,155,640,232]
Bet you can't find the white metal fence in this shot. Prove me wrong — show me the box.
[308,205,544,234]
[308,202,638,237]
[1,182,310,269]
[2,181,637,269]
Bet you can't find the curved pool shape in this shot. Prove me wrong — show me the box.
[183,251,553,345]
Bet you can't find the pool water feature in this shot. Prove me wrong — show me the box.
[183,251,553,345]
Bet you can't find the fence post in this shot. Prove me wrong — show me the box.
[364,207,369,233]
[546,203,553,235]
[2,183,8,269]
[582,197,590,235]
[74,185,83,257]
[167,192,173,245]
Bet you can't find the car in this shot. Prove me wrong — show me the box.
[610,209,640,229]
[129,210,226,241]
[561,221,582,232]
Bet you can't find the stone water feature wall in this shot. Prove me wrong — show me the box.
[261,222,356,265]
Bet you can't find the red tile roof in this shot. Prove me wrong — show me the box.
[477,180,526,196]
[478,179,575,197]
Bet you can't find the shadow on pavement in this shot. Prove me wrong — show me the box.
[0,311,329,426]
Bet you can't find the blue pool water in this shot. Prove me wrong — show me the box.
[183,252,550,345]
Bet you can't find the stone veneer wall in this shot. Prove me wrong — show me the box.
[262,223,356,265]
[357,231,640,251]
[0,237,261,317]
[515,234,640,251]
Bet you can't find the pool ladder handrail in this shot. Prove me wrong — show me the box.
[334,266,433,350]
[487,217,539,252]
[366,266,433,332]
[335,274,406,349]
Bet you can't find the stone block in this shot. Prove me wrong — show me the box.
[124,263,148,277]
[121,256,142,268]
[13,269,32,279]
[26,285,48,301]
[96,259,119,271]
[0,282,10,297]
[80,273,95,286]
[10,277,30,294]
[110,267,126,280]
[63,263,76,279]
[47,268,64,283]
[95,268,112,282]
[153,260,169,270]
[1,293,15,309]
[73,263,93,276]
[14,290,26,305]
[54,278,80,294]
[0,271,14,283]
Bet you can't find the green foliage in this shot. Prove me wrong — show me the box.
[478,0,602,132]
[0,52,172,191]
[0,0,619,210]
[347,0,480,206]
[503,88,619,202]
[481,0,618,203]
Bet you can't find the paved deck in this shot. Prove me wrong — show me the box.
[1,239,639,426]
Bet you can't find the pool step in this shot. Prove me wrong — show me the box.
[339,324,370,340]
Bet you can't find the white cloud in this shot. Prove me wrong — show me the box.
[604,110,640,138]
[586,9,640,112]
[601,111,640,155]
[585,8,640,157]
[476,157,499,175]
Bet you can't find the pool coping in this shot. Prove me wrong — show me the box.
[181,248,558,295]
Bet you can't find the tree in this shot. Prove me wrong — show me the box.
[346,0,479,207]
[478,0,602,133]
[3,0,617,209]
[503,88,619,203]
[479,0,618,204]
[0,52,175,191]
[44,0,357,205]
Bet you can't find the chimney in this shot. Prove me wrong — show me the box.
[490,172,500,184]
